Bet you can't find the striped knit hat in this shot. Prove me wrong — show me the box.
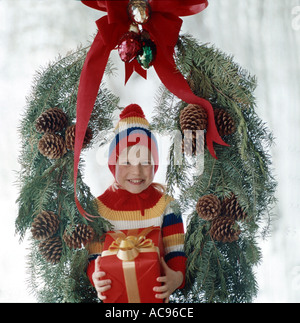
[108,104,159,176]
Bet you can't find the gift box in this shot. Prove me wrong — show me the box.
[99,226,164,303]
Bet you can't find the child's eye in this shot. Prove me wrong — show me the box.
[119,160,130,165]
[141,161,152,166]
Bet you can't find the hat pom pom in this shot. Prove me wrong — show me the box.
[119,104,145,120]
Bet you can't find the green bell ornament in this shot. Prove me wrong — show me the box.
[137,38,157,69]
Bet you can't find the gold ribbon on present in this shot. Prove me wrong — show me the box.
[101,226,161,303]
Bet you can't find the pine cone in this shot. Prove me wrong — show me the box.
[39,236,62,264]
[180,104,208,132]
[222,194,248,221]
[38,133,67,159]
[196,194,221,221]
[31,211,60,240]
[35,108,68,134]
[210,217,241,243]
[63,224,95,249]
[214,108,236,137]
[65,124,93,151]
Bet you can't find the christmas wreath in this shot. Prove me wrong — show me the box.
[16,1,276,303]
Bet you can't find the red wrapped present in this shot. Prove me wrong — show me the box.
[99,226,164,303]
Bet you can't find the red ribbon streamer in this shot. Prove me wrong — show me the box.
[75,0,228,219]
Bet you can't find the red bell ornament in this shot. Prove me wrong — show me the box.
[127,0,151,25]
[118,31,142,63]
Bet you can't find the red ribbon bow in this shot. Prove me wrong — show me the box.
[75,0,228,219]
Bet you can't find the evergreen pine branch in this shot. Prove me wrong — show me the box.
[16,45,119,302]
[152,34,277,303]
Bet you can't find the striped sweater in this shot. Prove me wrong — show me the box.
[86,184,186,288]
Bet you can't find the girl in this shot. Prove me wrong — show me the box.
[86,104,186,302]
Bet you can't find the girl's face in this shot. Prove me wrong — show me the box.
[115,145,155,194]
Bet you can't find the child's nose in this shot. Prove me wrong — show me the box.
[131,163,143,174]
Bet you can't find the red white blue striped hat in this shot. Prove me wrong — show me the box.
[108,104,159,176]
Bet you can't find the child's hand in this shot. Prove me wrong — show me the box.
[153,257,183,303]
[92,256,111,301]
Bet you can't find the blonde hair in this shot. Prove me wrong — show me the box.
[111,181,166,194]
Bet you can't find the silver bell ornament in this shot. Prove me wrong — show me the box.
[127,0,151,25]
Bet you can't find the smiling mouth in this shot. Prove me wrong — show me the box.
[127,179,145,185]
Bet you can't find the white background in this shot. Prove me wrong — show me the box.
[1,0,300,302]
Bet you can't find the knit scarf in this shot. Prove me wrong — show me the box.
[98,185,163,216]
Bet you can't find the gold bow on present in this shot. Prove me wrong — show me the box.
[102,226,160,261]
[101,226,161,303]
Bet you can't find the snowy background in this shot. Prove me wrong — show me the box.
[1,0,300,303]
